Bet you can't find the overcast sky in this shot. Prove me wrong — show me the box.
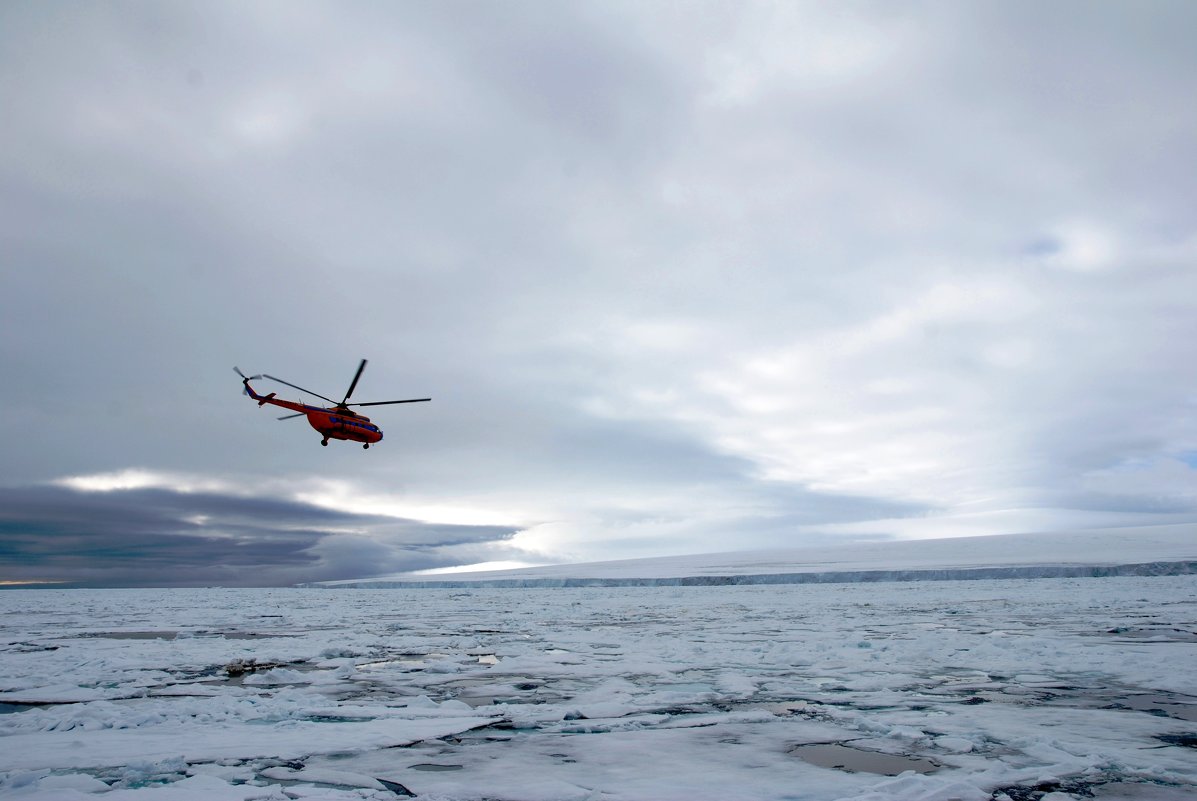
[3,1,1196,587]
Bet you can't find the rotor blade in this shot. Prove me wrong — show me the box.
[277,412,306,420]
[262,374,338,404]
[234,367,263,380]
[341,358,368,405]
[349,398,431,407]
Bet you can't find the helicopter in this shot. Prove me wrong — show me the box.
[235,359,429,448]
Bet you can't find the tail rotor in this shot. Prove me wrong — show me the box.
[234,367,263,396]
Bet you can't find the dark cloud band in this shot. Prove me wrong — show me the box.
[0,485,519,588]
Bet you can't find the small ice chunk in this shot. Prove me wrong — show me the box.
[241,667,310,685]
[320,646,359,658]
[935,735,975,753]
[406,695,440,709]
[29,773,109,793]
[716,671,757,697]
[259,766,384,789]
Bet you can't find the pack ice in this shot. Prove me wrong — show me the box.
[2,526,1195,800]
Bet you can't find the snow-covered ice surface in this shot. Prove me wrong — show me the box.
[317,525,1197,587]
[3,577,1196,800]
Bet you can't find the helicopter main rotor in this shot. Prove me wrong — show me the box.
[260,359,430,416]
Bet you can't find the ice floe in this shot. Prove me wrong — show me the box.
[2,570,1196,799]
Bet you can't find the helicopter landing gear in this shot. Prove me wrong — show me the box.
[363,443,370,450]
[321,438,329,447]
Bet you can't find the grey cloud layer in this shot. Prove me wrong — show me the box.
[0,485,519,587]
[2,1,1196,582]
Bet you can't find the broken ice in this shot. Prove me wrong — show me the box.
[2,575,1196,799]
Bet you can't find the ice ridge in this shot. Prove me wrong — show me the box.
[306,559,1197,589]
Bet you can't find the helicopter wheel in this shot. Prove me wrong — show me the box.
[363,443,370,450]
[321,439,329,447]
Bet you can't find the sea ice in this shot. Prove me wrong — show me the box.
[1,576,1195,799]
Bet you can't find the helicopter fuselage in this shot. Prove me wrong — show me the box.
[243,379,383,446]
[305,408,383,445]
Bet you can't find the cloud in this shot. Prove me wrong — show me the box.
[1082,456,1197,508]
[0,480,520,587]
[2,2,1197,582]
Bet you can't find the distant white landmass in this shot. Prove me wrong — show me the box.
[312,523,1197,588]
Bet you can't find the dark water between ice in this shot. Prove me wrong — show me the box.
[790,743,939,775]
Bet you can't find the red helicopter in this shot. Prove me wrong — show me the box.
[235,359,429,448]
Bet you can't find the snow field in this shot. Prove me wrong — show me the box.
[1,578,1195,800]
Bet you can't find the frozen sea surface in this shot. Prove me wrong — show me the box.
[2,578,1196,800]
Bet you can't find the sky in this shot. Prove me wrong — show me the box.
[2,0,1197,587]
